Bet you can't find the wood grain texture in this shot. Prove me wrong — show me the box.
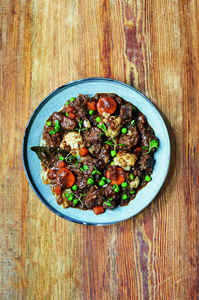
[0,0,198,299]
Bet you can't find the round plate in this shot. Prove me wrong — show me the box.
[22,78,170,225]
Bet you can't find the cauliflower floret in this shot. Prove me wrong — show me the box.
[129,176,139,189]
[102,112,110,118]
[100,116,122,138]
[60,131,83,154]
[113,151,138,170]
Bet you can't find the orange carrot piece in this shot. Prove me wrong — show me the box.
[106,167,125,185]
[97,97,117,115]
[87,101,97,111]
[93,206,105,215]
[79,147,89,156]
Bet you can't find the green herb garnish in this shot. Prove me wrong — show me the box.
[49,120,61,135]
[103,198,113,206]
[142,139,158,154]
[66,192,85,207]
[97,123,127,155]
[130,120,136,126]
[80,165,89,172]
[73,119,88,133]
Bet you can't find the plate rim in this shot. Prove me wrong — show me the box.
[22,77,170,226]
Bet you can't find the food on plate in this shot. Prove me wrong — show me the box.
[31,93,159,214]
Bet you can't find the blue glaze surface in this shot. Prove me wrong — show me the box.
[22,78,170,225]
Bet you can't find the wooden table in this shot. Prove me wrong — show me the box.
[1,0,198,299]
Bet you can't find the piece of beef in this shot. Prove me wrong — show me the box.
[138,122,158,151]
[76,175,90,190]
[83,127,103,144]
[118,125,140,149]
[96,143,110,164]
[102,185,117,210]
[42,126,63,147]
[84,186,103,209]
[119,104,133,121]
[52,112,77,131]
[70,94,89,109]
[138,154,154,170]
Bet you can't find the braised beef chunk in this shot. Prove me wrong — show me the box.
[76,175,89,189]
[83,127,103,144]
[138,122,158,150]
[118,126,140,149]
[97,144,110,165]
[84,186,103,209]
[52,112,77,131]
[119,104,133,121]
[34,92,159,214]
[71,94,89,108]
[42,127,63,147]
[138,154,154,170]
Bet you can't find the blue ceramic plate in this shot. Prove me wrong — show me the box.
[22,78,170,225]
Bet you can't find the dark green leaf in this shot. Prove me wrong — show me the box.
[30,146,69,167]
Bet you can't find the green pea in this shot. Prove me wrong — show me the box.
[99,180,105,186]
[65,193,69,197]
[122,194,128,200]
[68,195,74,201]
[111,150,116,157]
[145,175,151,182]
[70,97,76,102]
[66,101,69,105]
[114,186,120,193]
[110,162,114,166]
[87,178,94,185]
[96,116,101,123]
[130,174,134,180]
[121,182,128,188]
[59,156,64,161]
[130,190,135,194]
[121,128,127,134]
[89,110,94,115]
[46,121,51,126]
[72,184,78,190]
[101,177,106,181]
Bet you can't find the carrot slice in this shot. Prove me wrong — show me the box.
[57,160,66,169]
[106,166,125,185]
[54,185,62,195]
[87,101,97,111]
[68,112,76,120]
[79,147,89,156]
[66,105,76,113]
[56,168,75,188]
[97,97,117,115]
[134,146,142,154]
[93,206,105,215]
